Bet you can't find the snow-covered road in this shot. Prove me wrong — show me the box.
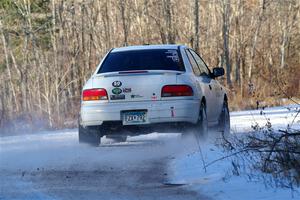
[0,130,208,200]
[0,104,299,200]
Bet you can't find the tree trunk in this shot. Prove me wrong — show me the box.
[119,0,128,46]
[222,0,232,87]
[0,20,19,112]
[194,0,200,52]
[164,0,175,44]
[248,0,266,81]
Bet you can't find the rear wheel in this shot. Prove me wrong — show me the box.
[78,124,103,146]
[218,100,230,137]
[189,102,208,141]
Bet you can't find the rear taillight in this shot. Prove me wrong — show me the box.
[161,85,193,97]
[82,88,108,101]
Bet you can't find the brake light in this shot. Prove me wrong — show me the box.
[82,88,108,101]
[161,85,193,97]
[119,70,148,74]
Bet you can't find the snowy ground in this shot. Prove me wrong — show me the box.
[0,131,206,199]
[169,104,300,200]
[0,104,299,200]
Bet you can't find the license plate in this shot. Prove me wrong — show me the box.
[122,111,148,125]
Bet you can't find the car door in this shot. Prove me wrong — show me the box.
[186,49,214,121]
[188,49,221,123]
[196,57,224,121]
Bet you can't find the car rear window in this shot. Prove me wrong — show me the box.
[97,49,185,73]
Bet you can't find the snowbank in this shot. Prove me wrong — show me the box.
[169,105,300,200]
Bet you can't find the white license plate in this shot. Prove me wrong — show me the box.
[122,111,148,125]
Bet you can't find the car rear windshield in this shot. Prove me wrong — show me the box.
[97,49,185,73]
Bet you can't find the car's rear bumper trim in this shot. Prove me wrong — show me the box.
[80,100,200,126]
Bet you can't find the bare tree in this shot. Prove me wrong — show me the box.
[164,0,175,44]
[248,0,266,81]
[193,0,200,52]
[1,0,300,130]
[118,0,130,46]
[0,20,18,112]
[221,0,232,87]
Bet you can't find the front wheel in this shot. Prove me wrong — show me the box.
[218,100,230,137]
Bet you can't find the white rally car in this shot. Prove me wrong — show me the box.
[79,44,230,145]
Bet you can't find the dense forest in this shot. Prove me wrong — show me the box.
[0,0,299,131]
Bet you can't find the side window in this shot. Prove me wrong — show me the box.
[189,50,209,76]
[186,50,201,76]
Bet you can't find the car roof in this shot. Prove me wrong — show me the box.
[111,44,185,52]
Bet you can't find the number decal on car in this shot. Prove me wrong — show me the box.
[112,81,122,87]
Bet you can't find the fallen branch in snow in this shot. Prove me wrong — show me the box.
[206,104,300,189]
[204,147,252,169]
[222,128,300,188]
[194,133,207,173]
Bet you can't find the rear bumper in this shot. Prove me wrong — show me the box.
[80,100,200,126]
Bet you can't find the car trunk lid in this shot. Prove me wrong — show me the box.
[92,70,181,102]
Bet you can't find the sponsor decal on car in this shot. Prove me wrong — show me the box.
[112,81,122,87]
[123,88,132,93]
[131,94,143,98]
[165,50,179,62]
[110,94,125,100]
[151,93,157,100]
[112,87,122,95]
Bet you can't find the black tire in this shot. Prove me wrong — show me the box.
[218,100,230,137]
[190,102,208,141]
[78,124,102,146]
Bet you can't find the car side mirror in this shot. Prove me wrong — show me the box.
[212,67,225,78]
